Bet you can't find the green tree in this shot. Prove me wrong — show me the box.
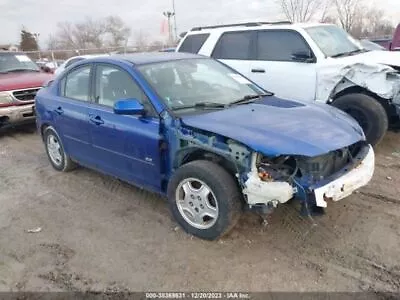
[20,28,39,51]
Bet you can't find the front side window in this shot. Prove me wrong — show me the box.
[257,30,312,61]
[212,31,253,60]
[94,64,157,116]
[0,53,40,73]
[305,25,362,57]
[62,65,91,101]
[138,58,264,112]
[178,34,210,54]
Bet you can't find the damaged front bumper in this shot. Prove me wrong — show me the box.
[243,144,375,209]
[309,144,374,207]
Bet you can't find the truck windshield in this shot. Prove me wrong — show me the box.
[0,53,40,73]
[305,25,364,58]
[138,58,267,111]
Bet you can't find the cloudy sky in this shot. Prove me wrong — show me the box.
[1,0,399,47]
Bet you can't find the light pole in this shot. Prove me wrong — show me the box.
[172,0,177,42]
[163,11,175,45]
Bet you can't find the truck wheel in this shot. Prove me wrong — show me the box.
[167,160,243,240]
[44,126,76,172]
[331,93,388,146]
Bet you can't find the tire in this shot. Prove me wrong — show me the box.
[167,160,243,240]
[43,126,76,172]
[331,93,388,146]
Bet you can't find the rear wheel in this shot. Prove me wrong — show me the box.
[43,126,76,172]
[167,160,243,240]
[331,93,388,146]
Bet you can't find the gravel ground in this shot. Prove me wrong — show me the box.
[0,125,399,293]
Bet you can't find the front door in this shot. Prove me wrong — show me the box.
[88,63,162,190]
[249,30,317,102]
[210,30,254,79]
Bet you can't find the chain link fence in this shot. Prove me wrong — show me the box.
[22,44,170,67]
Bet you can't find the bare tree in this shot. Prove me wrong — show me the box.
[334,0,360,32]
[104,16,131,47]
[276,0,325,22]
[48,16,131,50]
[332,0,394,38]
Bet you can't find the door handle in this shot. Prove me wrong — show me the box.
[54,107,64,115]
[89,115,104,125]
[251,68,266,73]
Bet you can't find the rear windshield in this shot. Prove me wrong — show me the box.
[178,34,210,54]
[0,53,40,73]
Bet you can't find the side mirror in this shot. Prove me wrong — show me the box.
[114,99,145,115]
[291,50,315,63]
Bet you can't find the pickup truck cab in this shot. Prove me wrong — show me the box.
[176,22,400,146]
[35,53,374,240]
[0,51,53,128]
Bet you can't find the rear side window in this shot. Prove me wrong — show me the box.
[212,31,253,60]
[178,34,210,53]
[256,30,312,61]
[61,65,91,101]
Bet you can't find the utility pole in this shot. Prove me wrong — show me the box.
[172,0,177,42]
[163,11,175,46]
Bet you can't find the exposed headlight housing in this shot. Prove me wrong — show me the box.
[0,92,14,105]
[256,154,298,182]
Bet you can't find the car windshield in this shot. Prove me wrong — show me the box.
[305,25,364,57]
[0,53,40,73]
[137,58,265,111]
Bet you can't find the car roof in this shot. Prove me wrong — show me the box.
[104,52,203,65]
[185,21,333,35]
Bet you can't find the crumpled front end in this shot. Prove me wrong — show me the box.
[317,62,400,107]
[242,142,375,210]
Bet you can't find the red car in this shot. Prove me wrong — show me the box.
[0,52,53,129]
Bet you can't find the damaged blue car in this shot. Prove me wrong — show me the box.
[35,52,375,240]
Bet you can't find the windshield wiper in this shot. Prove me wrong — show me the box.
[0,68,40,73]
[330,49,367,58]
[171,101,227,111]
[228,93,272,106]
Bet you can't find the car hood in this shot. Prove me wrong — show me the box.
[0,72,53,91]
[180,97,365,157]
[332,50,400,67]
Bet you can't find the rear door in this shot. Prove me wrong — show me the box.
[210,31,255,79]
[87,63,162,189]
[54,64,93,164]
[249,30,317,101]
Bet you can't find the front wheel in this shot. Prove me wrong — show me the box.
[331,93,388,146]
[167,160,243,240]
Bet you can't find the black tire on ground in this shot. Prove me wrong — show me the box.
[43,126,77,172]
[331,93,388,146]
[167,160,243,240]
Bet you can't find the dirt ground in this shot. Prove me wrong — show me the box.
[0,125,400,293]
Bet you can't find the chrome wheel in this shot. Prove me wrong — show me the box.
[47,134,62,166]
[175,178,219,230]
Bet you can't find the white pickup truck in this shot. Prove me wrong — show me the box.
[176,22,400,145]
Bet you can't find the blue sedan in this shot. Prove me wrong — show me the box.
[35,52,375,240]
